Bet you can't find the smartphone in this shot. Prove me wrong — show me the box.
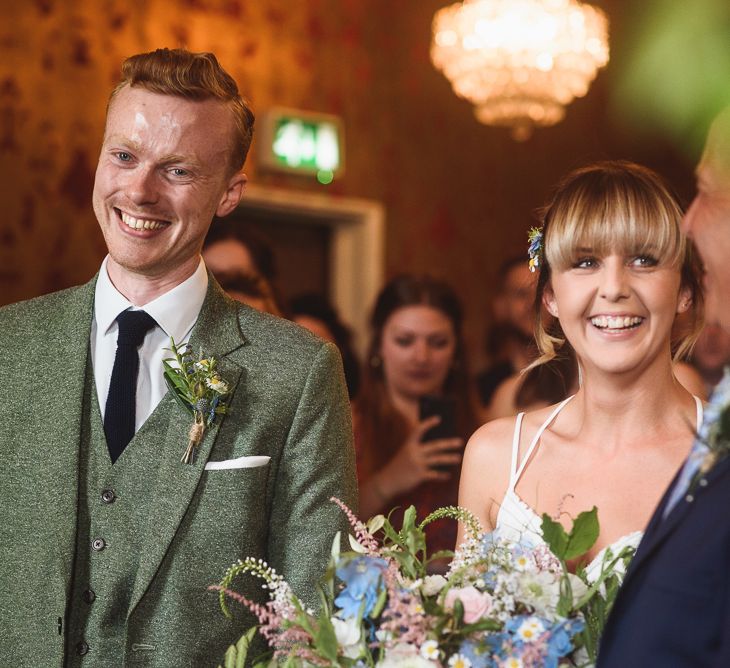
[419,395,459,473]
[418,395,458,442]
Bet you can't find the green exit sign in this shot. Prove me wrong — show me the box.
[259,108,345,183]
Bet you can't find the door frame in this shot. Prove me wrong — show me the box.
[239,184,386,355]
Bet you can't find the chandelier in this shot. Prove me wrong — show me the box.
[431,0,609,140]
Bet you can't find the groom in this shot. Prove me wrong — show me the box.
[0,49,357,666]
[598,109,730,665]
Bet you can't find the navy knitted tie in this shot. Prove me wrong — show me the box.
[104,310,157,463]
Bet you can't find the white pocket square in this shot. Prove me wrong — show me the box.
[204,455,271,471]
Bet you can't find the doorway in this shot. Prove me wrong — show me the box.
[233,184,385,355]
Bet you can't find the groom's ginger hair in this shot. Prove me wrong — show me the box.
[107,48,255,174]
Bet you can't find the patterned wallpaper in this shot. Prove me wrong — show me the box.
[0,0,696,367]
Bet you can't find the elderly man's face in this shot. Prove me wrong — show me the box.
[683,158,730,329]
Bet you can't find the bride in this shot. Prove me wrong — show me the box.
[457,161,704,576]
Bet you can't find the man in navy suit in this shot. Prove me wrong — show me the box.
[598,109,730,666]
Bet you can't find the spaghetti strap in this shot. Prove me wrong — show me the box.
[513,396,575,487]
[508,413,526,490]
[693,395,703,430]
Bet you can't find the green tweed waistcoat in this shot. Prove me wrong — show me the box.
[66,369,169,666]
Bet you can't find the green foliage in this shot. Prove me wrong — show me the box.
[313,611,339,663]
[573,545,636,663]
[420,505,484,540]
[218,627,257,668]
[541,507,599,562]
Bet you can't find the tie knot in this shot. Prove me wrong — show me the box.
[116,310,157,347]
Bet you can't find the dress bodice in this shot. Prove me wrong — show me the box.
[495,395,704,582]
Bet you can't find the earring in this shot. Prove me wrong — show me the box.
[369,354,382,368]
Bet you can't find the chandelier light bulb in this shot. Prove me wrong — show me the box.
[431,0,609,140]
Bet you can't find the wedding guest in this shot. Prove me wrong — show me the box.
[476,257,538,407]
[289,292,361,399]
[487,353,579,419]
[598,110,730,666]
[0,49,356,666]
[203,217,277,283]
[355,275,479,558]
[216,270,283,316]
[458,162,704,591]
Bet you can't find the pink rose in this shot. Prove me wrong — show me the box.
[444,586,493,624]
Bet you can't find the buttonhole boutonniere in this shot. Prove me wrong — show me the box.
[163,338,230,464]
[699,408,730,476]
[693,370,730,486]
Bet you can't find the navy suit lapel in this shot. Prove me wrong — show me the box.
[128,278,247,616]
[621,456,730,588]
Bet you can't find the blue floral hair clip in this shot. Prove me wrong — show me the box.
[527,226,544,273]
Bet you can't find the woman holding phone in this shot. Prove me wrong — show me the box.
[355,275,479,556]
[457,162,704,578]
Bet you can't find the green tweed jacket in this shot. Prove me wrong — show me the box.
[0,274,358,666]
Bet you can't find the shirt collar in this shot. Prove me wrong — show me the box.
[94,256,209,341]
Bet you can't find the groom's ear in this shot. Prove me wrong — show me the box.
[543,283,559,318]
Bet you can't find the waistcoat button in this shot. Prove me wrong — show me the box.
[82,589,96,604]
[91,538,106,551]
[101,489,116,504]
[77,640,90,656]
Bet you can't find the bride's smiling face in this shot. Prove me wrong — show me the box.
[545,250,690,375]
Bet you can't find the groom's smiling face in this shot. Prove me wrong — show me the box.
[92,85,246,287]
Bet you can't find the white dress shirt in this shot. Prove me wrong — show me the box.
[91,256,209,432]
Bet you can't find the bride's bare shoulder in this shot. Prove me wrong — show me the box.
[469,414,519,446]
[468,401,570,454]
[458,415,520,529]
[463,415,520,471]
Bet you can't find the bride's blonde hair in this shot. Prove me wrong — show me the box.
[531,161,704,369]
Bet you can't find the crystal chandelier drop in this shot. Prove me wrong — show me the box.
[431,0,609,140]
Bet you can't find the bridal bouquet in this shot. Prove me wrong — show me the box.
[213,500,633,668]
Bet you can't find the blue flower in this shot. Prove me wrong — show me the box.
[480,530,498,552]
[458,639,497,668]
[482,632,510,661]
[541,618,584,668]
[527,227,544,273]
[335,556,387,619]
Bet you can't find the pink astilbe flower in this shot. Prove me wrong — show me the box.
[209,586,284,645]
[378,563,430,648]
[330,496,380,554]
[210,586,326,664]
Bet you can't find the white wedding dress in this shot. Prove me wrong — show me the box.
[495,395,704,582]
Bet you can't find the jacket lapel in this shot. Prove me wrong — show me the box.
[36,278,97,605]
[620,455,730,588]
[128,278,247,616]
